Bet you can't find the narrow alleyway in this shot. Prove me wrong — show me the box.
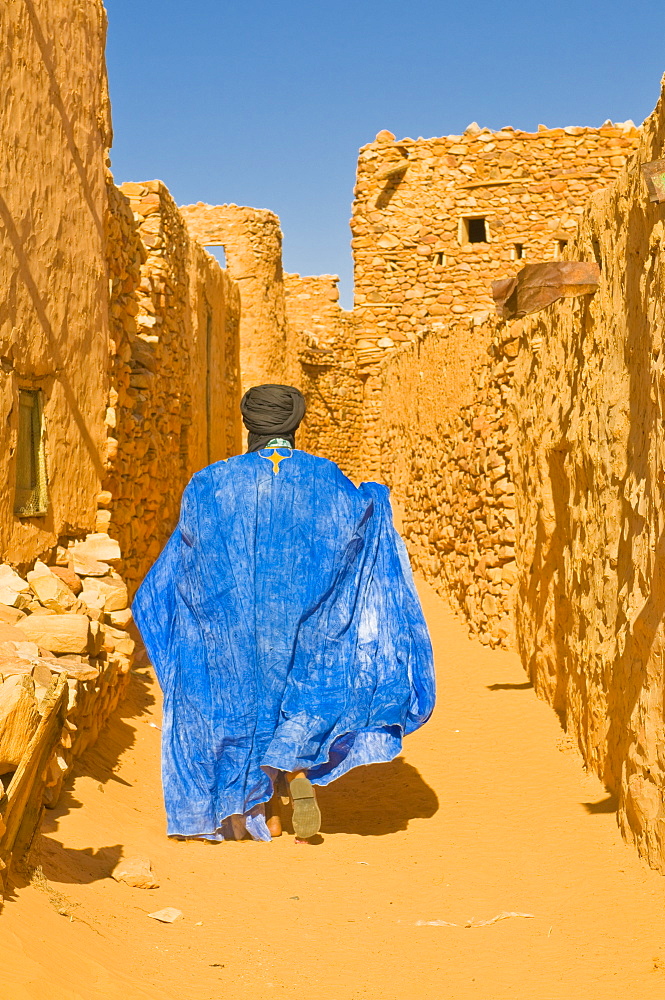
[3,577,665,1000]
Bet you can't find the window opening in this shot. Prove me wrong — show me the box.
[554,239,568,259]
[433,251,446,267]
[207,245,226,268]
[15,389,48,517]
[460,217,489,244]
[513,243,525,260]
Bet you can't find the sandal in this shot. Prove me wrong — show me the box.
[289,775,321,839]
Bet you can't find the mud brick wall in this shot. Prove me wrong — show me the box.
[104,182,242,596]
[511,78,665,870]
[378,318,518,647]
[0,0,112,564]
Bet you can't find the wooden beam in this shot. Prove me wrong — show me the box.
[0,674,68,877]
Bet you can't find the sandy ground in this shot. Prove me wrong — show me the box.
[2,577,665,1000]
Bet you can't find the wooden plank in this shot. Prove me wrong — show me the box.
[0,673,68,871]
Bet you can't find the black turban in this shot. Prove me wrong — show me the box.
[240,384,306,453]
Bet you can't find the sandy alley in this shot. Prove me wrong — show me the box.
[2,577,665,1000]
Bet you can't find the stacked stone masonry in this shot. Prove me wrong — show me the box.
[0,539,135,872]
[348,122,641,476]
[510,78,665,871]
[179,203,289,393]
[105,181,241,596]
[379,318,519,648]
[179,204,366,478]
[283,273,364,479]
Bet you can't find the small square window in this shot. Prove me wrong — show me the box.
[15,389,48,517]
[513,243,526,260]
[460,217,489,244]
[432,251,446,266]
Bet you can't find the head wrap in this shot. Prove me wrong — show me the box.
[240,384,306,453]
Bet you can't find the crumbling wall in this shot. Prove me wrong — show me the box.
[0,0,112,565]
[0,545,135,879]
[511,79,665,869]
[179,203,288,392]
[105,182,241,596]
[379,317,518,646]
[347,123,641,478]
[178,205,367,473]
[352,123,640,357]
[283,274,364,478]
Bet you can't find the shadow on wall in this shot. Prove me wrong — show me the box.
[317,756,439,836]
[603,194,665,801]
[582,794,618,815]
[0,191,106,482]
[375,173,407,210]
[23,0,106,239]
[518,439,573,722]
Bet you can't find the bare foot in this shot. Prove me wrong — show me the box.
[267,813,282,837]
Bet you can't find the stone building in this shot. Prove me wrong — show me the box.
[349,123,641,475]
[179,202,364,478]
[0,0,241,874]
[179,125,641,482]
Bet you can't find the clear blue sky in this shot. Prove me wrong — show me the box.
[105,1,665,307]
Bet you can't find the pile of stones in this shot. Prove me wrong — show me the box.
[0,532,134,808]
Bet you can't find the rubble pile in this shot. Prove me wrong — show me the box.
[0,532,134,808]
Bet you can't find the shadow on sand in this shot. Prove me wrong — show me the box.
[316,756,439,836]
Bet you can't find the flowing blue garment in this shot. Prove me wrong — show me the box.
[132,449,435,840]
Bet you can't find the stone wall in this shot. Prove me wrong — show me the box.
[511,78,665,869]
[0,0,112,565]
[379,317,518,647]
[179,205,366,474]
[179,203,288,393]
[352,122,640,350]
[0,0,244,874]
[104,182,242,596]
[1,541,136,877]
[345,122,641,478]
[283,273,364,479]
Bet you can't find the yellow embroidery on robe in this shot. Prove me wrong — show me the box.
[260,448,292,475]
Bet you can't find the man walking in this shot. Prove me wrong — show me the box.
[133,384,435,842]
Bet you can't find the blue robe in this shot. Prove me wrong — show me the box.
[132,449,435,840]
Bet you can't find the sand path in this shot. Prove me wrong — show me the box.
[2,577,665,999]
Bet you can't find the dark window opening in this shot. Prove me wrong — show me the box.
[514,243,525,260]
[15,389,48,517]
[433,251,446,267]
[555,239,568,259]
[461,217,489,244]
